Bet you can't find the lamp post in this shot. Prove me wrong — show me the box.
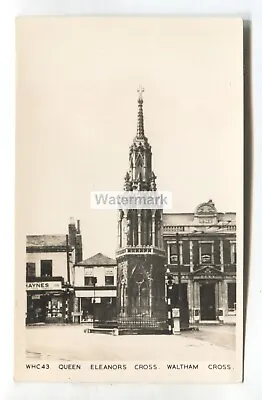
[176,232,183,328]
[92,277,97,326]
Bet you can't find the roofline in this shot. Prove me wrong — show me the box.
[26,246,71,253]
[163,212,236,216]
[74,263,117,267]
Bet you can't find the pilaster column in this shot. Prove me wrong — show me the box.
[122,214,127,247]
[148,267,153,317]
[138,211,142,246]
[167,243,171,264]
[216,281,222,310]
[211,241,215,264]
[224,280,228,314]
[187,280,194,324]
[118,218,122,248]
[220,240,224,272]
[194,281,200,308]
[152,212,156,246]
[179,241,183,265]
[189,240,193,272]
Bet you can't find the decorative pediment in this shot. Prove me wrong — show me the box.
[192,265,223,279]
[195,200,217,216]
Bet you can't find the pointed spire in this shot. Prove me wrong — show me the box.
[136,85,145,138]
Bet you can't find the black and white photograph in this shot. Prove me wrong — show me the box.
[15,17,243,383]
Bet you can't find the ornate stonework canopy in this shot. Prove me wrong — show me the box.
[195,200,217,216]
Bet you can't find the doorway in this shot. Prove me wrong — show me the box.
[200,283,216,320]
[27,295,48,323]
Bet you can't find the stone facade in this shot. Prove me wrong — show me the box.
[163,200,237,325]
[116,88,166,330]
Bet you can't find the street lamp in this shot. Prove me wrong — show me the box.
[92,277,97,326]
[176,232,183,328]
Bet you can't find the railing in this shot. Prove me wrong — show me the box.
[193,264,222,271]
[117,313,167,330]
[163,225,236,234]
[164,226,185,233]
[116,246,166,257]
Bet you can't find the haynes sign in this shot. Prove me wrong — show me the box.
[26,281,62,291]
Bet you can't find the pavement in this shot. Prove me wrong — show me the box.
[26,324,236,362]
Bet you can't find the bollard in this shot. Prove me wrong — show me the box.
[172,308,181,335]
[113,328,119,336]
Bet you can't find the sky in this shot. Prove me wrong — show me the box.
[16,17,243,259]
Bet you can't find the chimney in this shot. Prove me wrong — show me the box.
[68,217,76,247]
[77,219,81,234]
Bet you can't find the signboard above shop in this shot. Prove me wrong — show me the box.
[26,281,62,291]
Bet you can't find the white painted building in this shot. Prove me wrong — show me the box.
[26,218,83,324]
[72,253,117,324]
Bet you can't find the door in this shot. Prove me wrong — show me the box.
[33,296,48,323]
[200,283,216,320]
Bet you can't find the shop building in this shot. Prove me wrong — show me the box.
[26,218,83,324]
[163,200,237,325]
[72,253,117,324]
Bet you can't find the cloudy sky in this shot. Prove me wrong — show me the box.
[16,17,243,259]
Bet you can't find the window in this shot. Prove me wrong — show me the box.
[26,262,36,278]
[228,282,236,311]
[231,243,237,264]
[193,241,199,265]
[170,243,178,264]
[105,276,114,286]
[40,260,52,277]
[214,240,220,264]
[84,276,97,286]
[200,243,212,264]
[223,240,231,264]
[182,241,190,264]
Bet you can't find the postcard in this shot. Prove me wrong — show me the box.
[15,16,243,383]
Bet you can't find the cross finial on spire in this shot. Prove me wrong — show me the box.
[137,85,144,101]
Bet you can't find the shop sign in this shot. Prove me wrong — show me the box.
[26,281,62,291]
[84,267,94,277]
[104,268,114,276]
[92,297,101,303]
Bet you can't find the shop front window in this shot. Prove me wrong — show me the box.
[46,297,63,321]
[81,298,93,321]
